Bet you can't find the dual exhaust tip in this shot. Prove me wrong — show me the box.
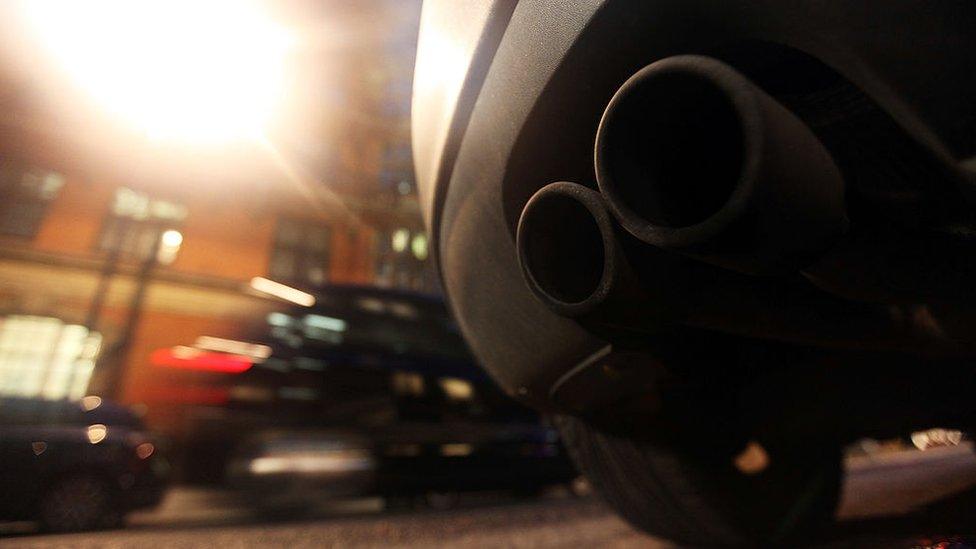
[517,182,626,317]
[518,55,847,318]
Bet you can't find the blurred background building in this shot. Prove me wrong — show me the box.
[0,0,431,411]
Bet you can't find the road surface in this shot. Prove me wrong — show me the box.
[4,444,976,547]
[3,496,659,549]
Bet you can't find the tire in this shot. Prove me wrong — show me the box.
[557,415,841,547]
[39,475,122,532]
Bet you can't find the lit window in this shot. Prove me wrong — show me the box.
[374,227,435,293]
[111,187,188,221]
[391,228,410,253]
[411,233,428,260]
[98,187,186,263]
[0,316,100,400]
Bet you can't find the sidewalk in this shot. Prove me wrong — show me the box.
[838,443,976,519]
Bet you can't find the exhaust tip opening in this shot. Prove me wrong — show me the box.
[597,63,749,233]
[518,188,609,309]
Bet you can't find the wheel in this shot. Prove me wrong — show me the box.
[557,415,841,547]
[39,475,122,532]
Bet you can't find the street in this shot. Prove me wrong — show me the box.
[4,444,976,548]
[4,495,655,549]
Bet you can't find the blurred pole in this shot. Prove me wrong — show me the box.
[97,226,163,400]
[85,217,129,332]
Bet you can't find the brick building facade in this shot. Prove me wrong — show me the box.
[0,0,430,414]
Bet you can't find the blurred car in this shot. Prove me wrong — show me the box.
[225,422,575,510]
[226,431,376,510]
[140,286,577,502]
[413,0,976,545]
[0,397,168,531]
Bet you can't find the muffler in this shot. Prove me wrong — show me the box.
[516,181,648,320]
[595,55,847,275]
[514,181,855,343]
[515,184,961,355]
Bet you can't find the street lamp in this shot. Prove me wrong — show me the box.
[20,0,294,144]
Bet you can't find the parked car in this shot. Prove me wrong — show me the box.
[412,1,976,545]
[0,397,168,531]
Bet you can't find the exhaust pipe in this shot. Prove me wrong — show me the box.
[516,182,652,320]
[516,181,782,332]
[517,186,971,355]
[595,55,847,275]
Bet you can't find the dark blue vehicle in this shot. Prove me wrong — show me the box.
[0,397,168,531]
[159,286,577,504]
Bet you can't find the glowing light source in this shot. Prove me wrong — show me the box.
[438,377,473,401]
[411,233,429,260]
[248,451,375,475]
[87,424,108,444]
[21,0,294,144]
[911,428,964,450]
[733,440,770,475]
[0,316,98,401]
[150,346,253,374]
[157,229,183,264]
[267,312,294,327]
[250,277,316,306]
[392,228,410,253]
[80,395,102,411]
[303,314,347,332]
[135,442,155,460]
[160,229,183,248]
[194,336,272,360]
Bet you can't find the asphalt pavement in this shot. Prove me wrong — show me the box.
[4,444,976,548]
[3,496,656,549]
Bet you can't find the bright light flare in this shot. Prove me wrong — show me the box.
[438,377,473,401]
[80,395,103,411]
[150,346,253,374]
[248,451,375,475]
[911,428,964,450]
[21,0,294,144]
[87,424,108,444]
[194,336,272,360]
[250,277,315,306]
[157,229,184,264]
[160,229,184,248]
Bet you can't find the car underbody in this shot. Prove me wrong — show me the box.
[413,0,976,544]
